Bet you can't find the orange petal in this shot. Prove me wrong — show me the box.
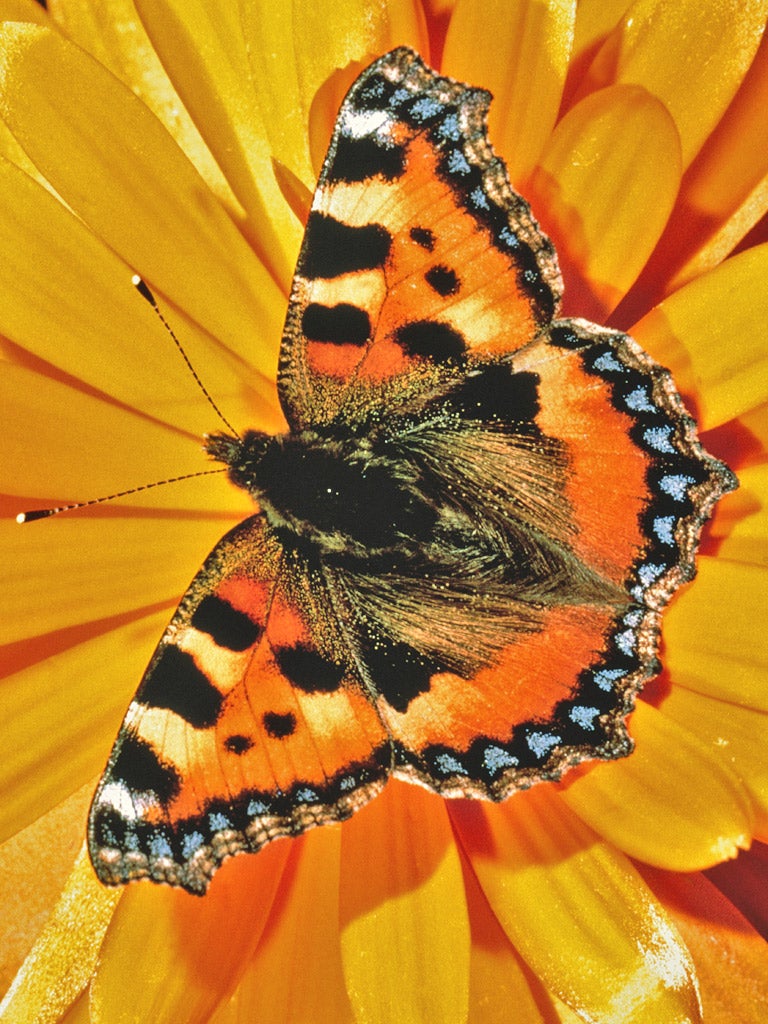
[641,866,768,1023]
[579,0,768,169]
[0,610,170,841]
[663,556,768,711]
[441,0,576,183]
[559,699,753,870]
[706,462,768,568]
[452,786,702,1023]
[90,842,290,1024]
[339,781,470,1024]
[631,244,768,431]
[649,684,768,840]
[0,23,284,375]
[0,847,120,1024]
[232,830,353,1022]
[527,84,680,321]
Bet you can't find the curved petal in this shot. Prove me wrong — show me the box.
[559,699,753,871]
[133,0,302,291]
[242,0,428,184]
[0,848,120,1024]
[90,842,290,1024]
[631,244,768,430]
[452,787,702,1023]
[649,685,768,840]
[663,556,768,711]
[2,514,238,643]
[0,23,284,375]
[641,866,768,1023]
[441,0,576,183]
[527,84,680,321]
[232,830,353,1022]
[339,781,470,1024]
[625,31,768,313]
[47,0,239,218]
[0,610,171,841]
[578,0,768,168]
[0,159,279,435]
[706,461,768,568]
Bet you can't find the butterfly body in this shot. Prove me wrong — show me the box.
[89,48,736,893]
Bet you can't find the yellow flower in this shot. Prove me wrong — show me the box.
[2,1,768,1022]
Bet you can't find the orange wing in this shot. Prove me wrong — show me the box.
[278,47,562,430]
[88,516,389,894]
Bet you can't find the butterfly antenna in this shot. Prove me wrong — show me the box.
[132,275,240,437]
[16,468,228,523]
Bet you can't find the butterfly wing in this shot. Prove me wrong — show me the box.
[88,515,389,893]
[278,47,562,430]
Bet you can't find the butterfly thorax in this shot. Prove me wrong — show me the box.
[205,428,438,560]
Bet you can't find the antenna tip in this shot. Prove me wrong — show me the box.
[132,274,157,307]
[16,508,54,524]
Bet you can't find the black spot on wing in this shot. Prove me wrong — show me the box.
[395,320,467,366]
[448,364,541,425]
[191,594,261,652]
[140,646,223,728]
[425,264,460,297]
[302,303,371,346]
[224,734,254,754]
[363,635,443,713]
[263,711,298,739]
[302,213,391,278]
[327,134,406,182]
[111,733,181,804]
[410,226,436,251]
[274,644,345,694]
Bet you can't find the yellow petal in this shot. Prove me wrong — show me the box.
[650,684,768,839]
[664,556,768,711]
[232,830,353,1022]
[47,0,238,219]
[0,847,120,1024]
[243,0,428,183]
[528,84,680,321]
[560,699,753,870]
[0,785,90,994]
[441,0,576,183]
[579,0,768,168]
[0,160,279,435]
[641,31,768,302]
[0,361,254,510]
[452,787,702,1023]
[706,461,768,567]
[2,514,235,643]
[133,0,302,291]
[0,610,170,841]
[461,848,556,1023]
[641,866,768,1023]
[339,781,470,1024]
[90,842,290,1024]
[631,244,768,430]
[0,23,284,376]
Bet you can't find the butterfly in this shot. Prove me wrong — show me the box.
[88,47,736,894]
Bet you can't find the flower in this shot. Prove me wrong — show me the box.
[2,1,768,1021]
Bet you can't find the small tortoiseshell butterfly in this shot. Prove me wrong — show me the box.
[88,48,736,893]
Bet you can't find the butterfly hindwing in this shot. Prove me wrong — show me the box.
[88,515,389,893]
